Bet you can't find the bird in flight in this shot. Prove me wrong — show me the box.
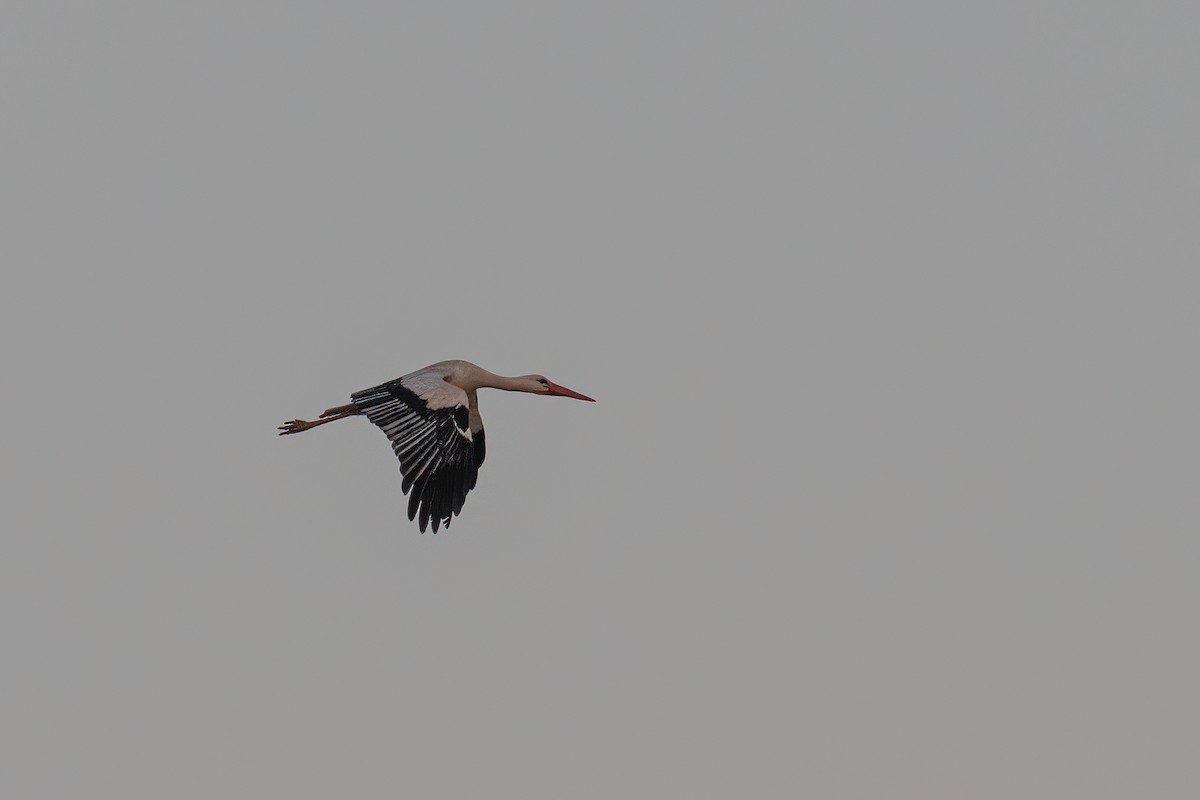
[279,360,594,533]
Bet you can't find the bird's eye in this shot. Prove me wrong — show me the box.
[538,378,549,385]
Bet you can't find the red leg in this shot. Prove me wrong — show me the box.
[278,407,361,435]
[320,403,360,418]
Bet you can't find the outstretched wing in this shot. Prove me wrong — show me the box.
[351,376,480,533]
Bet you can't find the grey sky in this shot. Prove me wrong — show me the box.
[3,2,1197,798]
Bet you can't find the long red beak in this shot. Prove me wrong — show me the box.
[544,381,595,401]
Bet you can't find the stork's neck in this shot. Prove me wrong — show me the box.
[458,365,537,393]
[483,373,538,393]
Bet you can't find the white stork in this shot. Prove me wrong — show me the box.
[279,360,594,533]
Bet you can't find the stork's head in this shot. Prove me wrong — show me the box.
[523,375,595,401]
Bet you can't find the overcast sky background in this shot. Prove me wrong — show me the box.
[2,2,1197,798]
